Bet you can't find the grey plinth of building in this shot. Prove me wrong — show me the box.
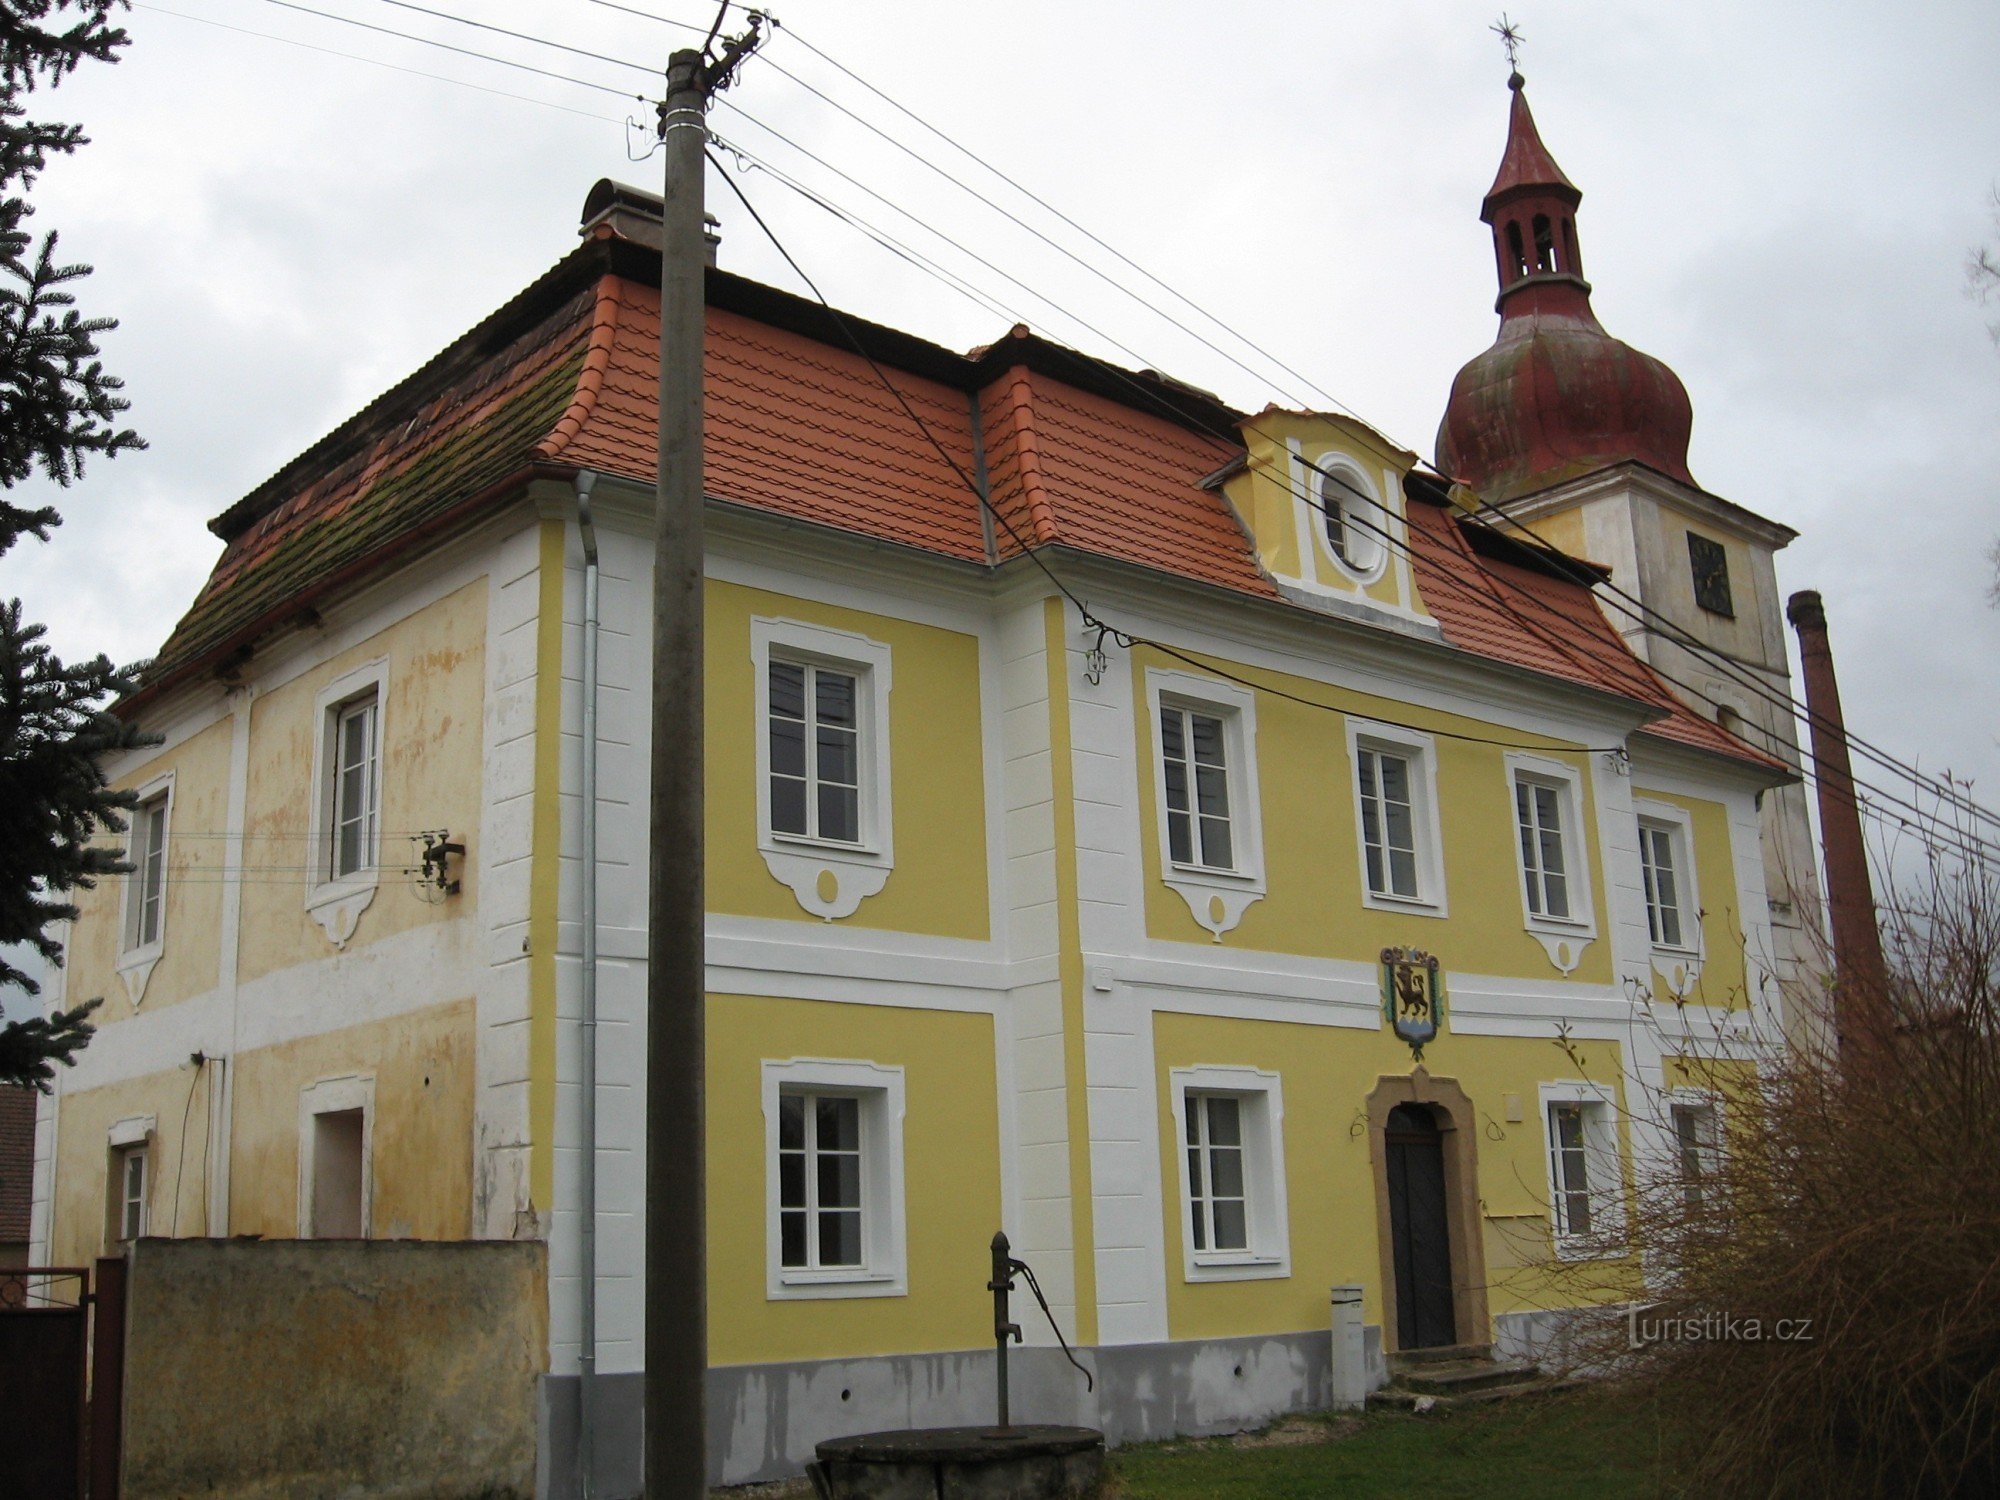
[807,1425,1105,1500]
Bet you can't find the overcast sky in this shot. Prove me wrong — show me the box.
[6,0,1998,896]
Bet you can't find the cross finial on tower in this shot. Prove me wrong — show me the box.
[1491,13,1525,86]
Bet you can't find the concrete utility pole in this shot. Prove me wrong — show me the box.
[1786,589,1890,1058]
[647,16,761,1498]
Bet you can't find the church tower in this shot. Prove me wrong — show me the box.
[1436,69,1826,1021]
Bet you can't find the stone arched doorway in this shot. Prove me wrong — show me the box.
[1366,1069,1490,1353]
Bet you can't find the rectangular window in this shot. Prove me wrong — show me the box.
[1548,1102,1593,1236]
[767,660,861,845]
[778,1091,864,1270]
[1357,747,1420,899]
[1515,776,1571,920]
[1185,1093,1248,1253]
[111,1145,148,1244]
[128,793,169,950]
[1639,820,1685,949]
[1161,704,1233,870]
[763,1057,906,1298]
[1672,1102,1719,1209]
[330,694,379,880]
[1171,1066,1290,1281]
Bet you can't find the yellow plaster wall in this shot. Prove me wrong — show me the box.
[706,994,1002,1365]
[1641,790,1751,1008]
[63,717,233,1022]
[236,580,487,988]
[48,1065,220,1264]
[1131,644,1614,985]
[703,580,989,940]
[225,998,476,1241]
[1151,1010,1638,1342]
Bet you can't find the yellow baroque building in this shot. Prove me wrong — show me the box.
[32,149,1801,1492]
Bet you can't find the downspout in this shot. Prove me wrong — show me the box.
[574,470,602,1498]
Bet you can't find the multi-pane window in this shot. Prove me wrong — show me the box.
[1515,777,1571,920]
[113,1145,147,1243]
[331,695,379,880]
[778,1092,863,1271]
[1639,821,1686,948]
[128,793,168,950]
[1184,1093,1248,1254]
[768,660,860,845]
[1672,1102,1718,1209]
[1357,748,1419,899]
[1548,1102,1593,1236]
[1161,705,1233,869]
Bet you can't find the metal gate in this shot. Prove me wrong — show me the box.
[0,1261,125,1499]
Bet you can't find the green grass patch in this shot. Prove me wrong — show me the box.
[1106,1390,1681,1500]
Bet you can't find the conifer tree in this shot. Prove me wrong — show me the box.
[1,2,148,1091]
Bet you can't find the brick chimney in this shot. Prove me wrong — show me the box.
[1786,589,1889,1054]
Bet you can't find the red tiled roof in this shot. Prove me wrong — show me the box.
[0,1085,36,1245]
[129,230,1777,776]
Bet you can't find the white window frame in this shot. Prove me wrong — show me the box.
[1145,669,1266,939]
[750,618,894,920]
[761,1057,906,1300]
[1504,753,1597,962]
[1169,1065,1290,1282]
[1633,799,1702,959]
[1539,1081,1625,1258]
[106,1115,155,1250]
[115,772,174,1005]
[1311,455,1389,584]
[1666,1091,1723,1211]
[297,1074,374,1239]
[306,660,390,946]
[1345,720,1447,916]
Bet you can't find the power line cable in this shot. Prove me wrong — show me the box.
[137,3,627,119]
[715,40,2000,840]
[144,2,2000,858]
[671,10,2000,835]
[716,141,2000,863]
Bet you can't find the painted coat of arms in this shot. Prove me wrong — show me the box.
[1381,947,1444,1058]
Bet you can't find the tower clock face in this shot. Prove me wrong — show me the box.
[1687,533,1734,618]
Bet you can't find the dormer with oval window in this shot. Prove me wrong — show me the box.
[1214,409,1439,637]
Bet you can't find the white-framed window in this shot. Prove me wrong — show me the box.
[1313,457,1387,582]
[1633,800,1701,956]
[1346,720,1447,914]
[1160,701,1235,870]
[1505,754,1595,938]
[329,694,380,881]
[1169,1065,1290,1281]
[1669,1097,1721,1210]
[761,1058,906,1299]
[750,618,895,920]
[298,1075,373,1238]
[105,1114,155,1249]
[306,661,390,945]
[125,788,171,952]
[1540,1082,1624,1255]
[1145,670,1266,938]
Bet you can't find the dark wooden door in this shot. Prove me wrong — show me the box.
[1386,1104,1457,1350]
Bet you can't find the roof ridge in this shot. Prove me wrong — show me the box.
[535,271,626,462]
[1002,367,1060,547]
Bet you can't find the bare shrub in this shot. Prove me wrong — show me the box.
[1602,821,2000,1498]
